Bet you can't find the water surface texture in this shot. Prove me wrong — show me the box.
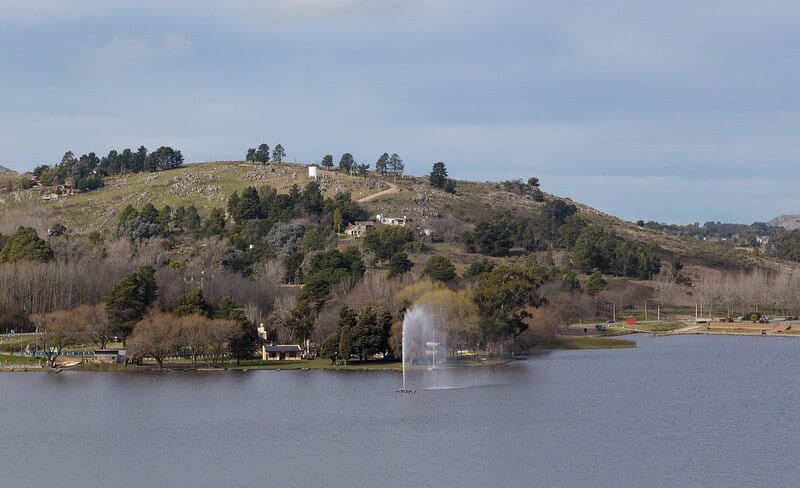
[2,335,798,487]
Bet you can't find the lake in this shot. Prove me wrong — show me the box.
[2,335,798,487]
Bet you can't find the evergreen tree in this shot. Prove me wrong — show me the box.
[423,255,456,282]
[364,226,414,261]
[585,270,608,295]
[388,252,413,278]
[255,143,270,163]
[339,153,355,173]
[183,206,201,235]
[174,288,212,317]
[301,181,324,215]
[227,307,258,365]
[132,146,147,172]
[321,154,334,169]
[104,266,158,343]
[201,208,226,236]
[429,161,448,189]
[272,144,286,163]
[333,208,343,234]
[473,266,544,342]
[376,153,389,174]
[0,227,53,263]
[389,153,404,175]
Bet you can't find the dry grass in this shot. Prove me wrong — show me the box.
[3,159,797,282]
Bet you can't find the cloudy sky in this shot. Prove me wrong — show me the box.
[2,1,798,224]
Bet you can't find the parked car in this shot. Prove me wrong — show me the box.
[595,324,607,332]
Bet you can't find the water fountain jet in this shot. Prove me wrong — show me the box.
[397,306,445,393]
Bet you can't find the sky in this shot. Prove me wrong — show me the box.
[1,0,799,224]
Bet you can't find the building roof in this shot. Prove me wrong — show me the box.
[262,345,303,352]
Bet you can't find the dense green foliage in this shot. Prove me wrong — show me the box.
[423,255,456,282]
[301,247,366,310]
[572,226,661,279]
[339,153,355,173]
[321,306,393,363]
[364,225,414,262]
[225,306,259,365]
[768,230,800,262]
[174,289,213,317]
[473,265,545,341]
[34,146,182,191]
[463,214,514,256]
[463,258,495,278]
[584,270,608,295]
[502,177,543,201]
[463,200,584,256]
[104,266,159,341]
[0,227,53,263]
[387,252,413,278]
[428,161,455,192]
[643,220,778,247]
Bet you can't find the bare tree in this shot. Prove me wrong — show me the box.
[176,314,206,367]
[205,318,237,367]
[72,303,112,349]
[30,309,90,368]
[127,310,180,368]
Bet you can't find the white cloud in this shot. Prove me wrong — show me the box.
[0,0,103,23]
[246,0,412,20]
[83,34,192,69]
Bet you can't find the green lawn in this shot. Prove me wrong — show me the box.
[623,322,684,332]
[0,354,41,365]
[0,335,40,353]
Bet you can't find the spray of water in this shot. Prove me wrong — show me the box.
[399,305,520,392]
[401,305,445,391]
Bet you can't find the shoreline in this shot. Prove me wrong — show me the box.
[4,331,794,372]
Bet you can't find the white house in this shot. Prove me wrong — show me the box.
[376,213,412,227]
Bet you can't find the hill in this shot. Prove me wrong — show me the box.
[3,159,800,350]
[769,214,800,231]
[0,160,785,274]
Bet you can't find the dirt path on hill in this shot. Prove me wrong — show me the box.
[357,183,399,203]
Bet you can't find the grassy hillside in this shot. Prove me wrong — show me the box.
[0,160,793,276]
[0,162,385,235]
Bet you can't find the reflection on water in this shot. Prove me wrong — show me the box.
[405,361,529,390]
[2,335,800,487]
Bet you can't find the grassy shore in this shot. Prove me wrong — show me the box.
[3,333,636,372]
[535,336,637,350]
[0,353,41,365]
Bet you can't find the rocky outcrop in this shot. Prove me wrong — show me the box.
[768,215,800,230]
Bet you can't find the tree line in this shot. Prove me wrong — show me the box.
[30,266,258,368]
[33,146,183,192]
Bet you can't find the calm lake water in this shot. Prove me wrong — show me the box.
[2,335,799,487]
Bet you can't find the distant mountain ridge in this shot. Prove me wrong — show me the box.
[769,214,800,231]
[0,165,16,174]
